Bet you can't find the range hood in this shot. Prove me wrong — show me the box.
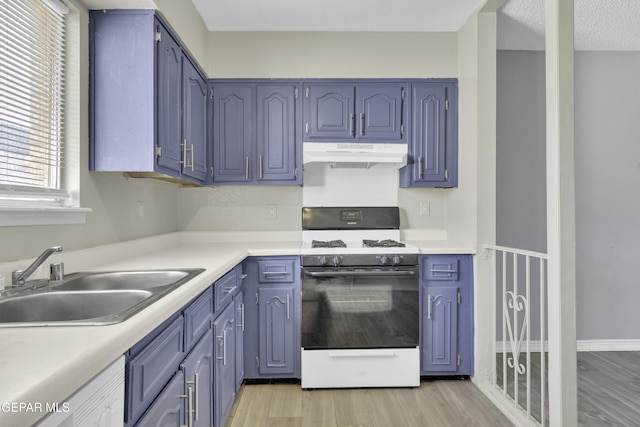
[303,142,407,168]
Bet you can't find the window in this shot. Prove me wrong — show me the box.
[0,0,88,225]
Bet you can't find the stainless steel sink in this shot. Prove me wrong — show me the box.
[51,270,196,292]
[0,290,152,326]
[0,268,204,327]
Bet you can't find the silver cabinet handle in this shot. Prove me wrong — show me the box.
[239,273,247,280]
[245,156,249,180]
[237,303,245,331]
[286,294,290,320]
[217,330,227,365]
[350,113,354,136]
[181,139,187,166]
[181,384,194,427]
[360,113,365,136]
[259,155,263,178]
[193,373,199,421]
[186,376,199,422]
[223,286,237,295]
[427,294,433,319]
[262,271,286,276]
[190,144,194,171]
[418,156,424,178]
[430,269,456,273]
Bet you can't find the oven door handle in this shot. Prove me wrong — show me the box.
[303,270,416,278]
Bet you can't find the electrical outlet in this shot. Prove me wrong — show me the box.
[137,201,144,220]
[420,201,430,216]
[267,204,277,219]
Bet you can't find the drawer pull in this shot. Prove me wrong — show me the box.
[430,269,456,273]
[222,286,237,294]
[262,271,287,276]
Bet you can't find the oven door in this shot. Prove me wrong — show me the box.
[301,266,419,350]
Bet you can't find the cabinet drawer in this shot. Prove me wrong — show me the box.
[126,315,184,425]
[184,290,212,352]
[422,256,460,281]
[215,268,239,312]
[258,259,295,283]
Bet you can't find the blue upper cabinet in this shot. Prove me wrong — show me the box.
[181,58,209,182]
[212,85,254,183]
[211,81,301,185]
[89,10,208,186]
[156,24,182,175]
[256,85,298,182]
[303,82,407,143]
[304,84,355,140]
[400,81,458,187]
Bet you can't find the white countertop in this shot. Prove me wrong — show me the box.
[0,231,474,426]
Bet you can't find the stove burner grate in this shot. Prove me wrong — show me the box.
[362,239,406,248]
[311,239,347,248]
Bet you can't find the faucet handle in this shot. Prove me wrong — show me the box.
[50,263,64,281]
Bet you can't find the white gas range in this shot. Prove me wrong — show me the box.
[300,207,420,389]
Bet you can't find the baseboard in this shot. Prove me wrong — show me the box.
[496,339,640,353]
[576,339,640,352]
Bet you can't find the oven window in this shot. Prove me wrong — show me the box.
[301,274,419,349]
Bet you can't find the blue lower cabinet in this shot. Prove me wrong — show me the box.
[235,290,245,391]
[419,254,473,376]
[126,316,185,426]
[258,286,296,376]
[182,333,213,427]
[214,303,237,427]
[133,371,185,427]
[242,256,301,380]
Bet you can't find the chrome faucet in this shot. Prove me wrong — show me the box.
[11,246,63,286]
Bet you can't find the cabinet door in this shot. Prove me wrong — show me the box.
[126,316,184,425]
[234,291,245,391]
[411,83,448,185]
[212,85,253,182]
[258,286,295,376]
[156,21,183,173]
[182,334,213,427]
[214,303,236,427]
[305,84,355,140]
[256,85,298,182]
[422,285,458,373]
[134,370,185,427]
[356,84,405,141]
[181,58,208,182]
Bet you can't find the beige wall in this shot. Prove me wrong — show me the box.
[177,31,464,233]
[0,0,181,262]
[207,32,458,78]
[154,0,210,69]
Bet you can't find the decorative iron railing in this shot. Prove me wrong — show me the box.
[484,245,548,426]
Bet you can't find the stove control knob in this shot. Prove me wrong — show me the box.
[318,256,328,266]
[331,256,341,267]
[378,256,389,265]
[392,256,402,265]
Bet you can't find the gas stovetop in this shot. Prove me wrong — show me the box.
[301,207,418,260]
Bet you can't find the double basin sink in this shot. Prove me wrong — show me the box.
[0,269,204,327]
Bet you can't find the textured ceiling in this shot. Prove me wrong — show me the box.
[498,0,640,50]
[190,0,485,32]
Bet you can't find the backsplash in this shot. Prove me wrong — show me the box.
[177,180,446,232]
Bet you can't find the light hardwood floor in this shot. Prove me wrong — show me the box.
[225,380,514,427]
[497,351,640,426]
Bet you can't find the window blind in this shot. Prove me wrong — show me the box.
[0,0,68,203]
